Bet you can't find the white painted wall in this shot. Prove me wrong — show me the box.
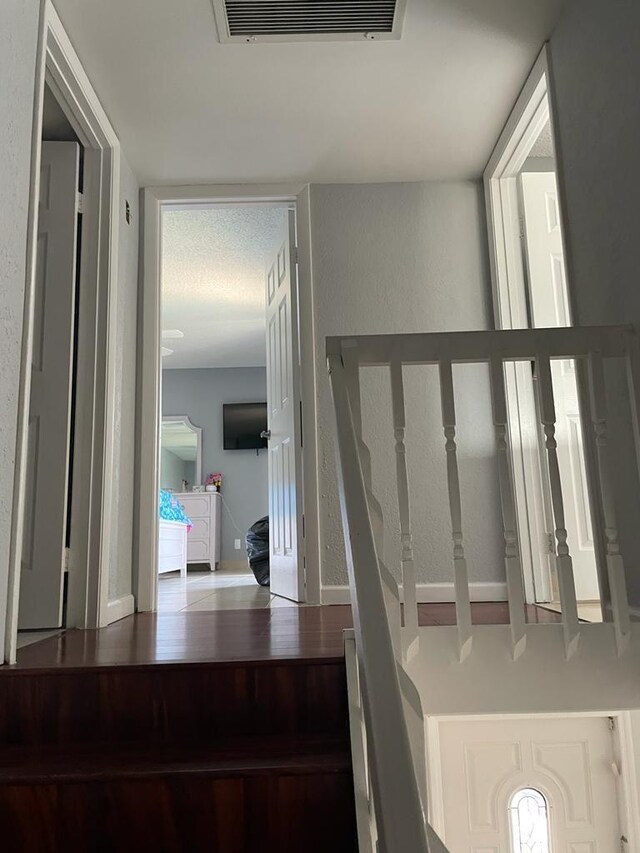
[162,367,268,565]
[0,1,41,646]
[310,182,504,590]
[108,154,139,601]
[549,0,640,604]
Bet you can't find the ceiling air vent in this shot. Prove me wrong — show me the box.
[211,0,407,43]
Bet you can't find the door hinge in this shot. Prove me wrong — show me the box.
[609,716,616,732]
[518,215,525,239]
[620,836,628,851]
[302,514,305,539]
[76,191,84,215]
[64,547,70,572]
[293,245,299,265]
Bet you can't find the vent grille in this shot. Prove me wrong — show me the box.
[212,0,405,42]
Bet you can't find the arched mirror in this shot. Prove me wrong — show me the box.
[509,788,551,853]
[160,415,202,492]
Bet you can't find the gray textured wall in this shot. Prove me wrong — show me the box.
[309,181,503,590]
[0,1,41,645]
[107,154,139,601]
[550,0,640,604]
[162,367,268,564]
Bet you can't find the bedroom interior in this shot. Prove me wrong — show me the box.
[156,203,298,612]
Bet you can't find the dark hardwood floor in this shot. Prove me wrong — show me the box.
[11,601,561,670]
[0,602,560,851]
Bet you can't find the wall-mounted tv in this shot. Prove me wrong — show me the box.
[223,402,268,450]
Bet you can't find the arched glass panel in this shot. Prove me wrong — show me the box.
[509,788,551,853]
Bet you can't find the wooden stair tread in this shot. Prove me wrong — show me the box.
[0,734,351,784]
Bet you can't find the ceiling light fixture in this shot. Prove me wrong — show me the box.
[161,347,174,357]
[162,329,184,339]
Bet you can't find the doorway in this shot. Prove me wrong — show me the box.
[6,1,123,665]
[137,186,320,614]
[156,203,302,611]
[17,84,83,648]
[484,47,603,623]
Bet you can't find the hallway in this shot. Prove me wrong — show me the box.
[157,568,299,613]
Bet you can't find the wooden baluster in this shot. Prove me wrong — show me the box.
[588,351,631,655]
[439,361,473,662]
[489,357,527,660]
[343,343,402,660]
[536,354,580,659]
[390,359,419,662]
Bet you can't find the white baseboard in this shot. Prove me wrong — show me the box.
[106,593,135,625]
[321,582,508,605]
[321,586,352,605]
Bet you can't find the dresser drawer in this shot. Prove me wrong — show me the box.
[179,495,210,518]
[190,517,211,539]
[173,492,220,569]
[187,539,210,561]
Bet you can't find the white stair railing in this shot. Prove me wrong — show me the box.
[329,349,432,852]
[537,352,581,658]
[489,354,528,659]
[439,359,473,662]
[328,325,640,852]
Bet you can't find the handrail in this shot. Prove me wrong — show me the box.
[328,352,431,852]
[327,324,633,365]
[328,324,640,851]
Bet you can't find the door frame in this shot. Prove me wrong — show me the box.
[483,44,607,606]
[136,184,320,611]
[5,0,120,662]
[426,711,640,851]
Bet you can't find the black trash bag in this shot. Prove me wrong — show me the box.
[246,516,270,586]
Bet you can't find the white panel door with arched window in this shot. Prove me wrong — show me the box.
[436,716,622,852]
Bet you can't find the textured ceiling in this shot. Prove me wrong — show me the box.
[528,120,556,159]
[161,205,287,369]
[52,0,567,184]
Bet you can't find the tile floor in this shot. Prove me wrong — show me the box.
[157,567,300,613]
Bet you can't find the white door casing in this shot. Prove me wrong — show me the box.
[521,171,600,602]
[265,209,304,601]
[438,716,620,852]
[20,141,80,630]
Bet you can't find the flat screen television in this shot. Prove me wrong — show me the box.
[223,402,268,450]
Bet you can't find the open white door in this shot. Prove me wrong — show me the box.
[19,141,80,629]
[521,171,600,601]
[265,210,304,602]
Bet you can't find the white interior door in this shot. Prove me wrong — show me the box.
[264,209,304,602]
[19,141,80,629]
[438,716,621,852]
[521,171,600,602]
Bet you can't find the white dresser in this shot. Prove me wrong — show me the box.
[174,492,221,570]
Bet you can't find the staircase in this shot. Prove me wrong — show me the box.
[327,324,640,852]
[0,653,357,851]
